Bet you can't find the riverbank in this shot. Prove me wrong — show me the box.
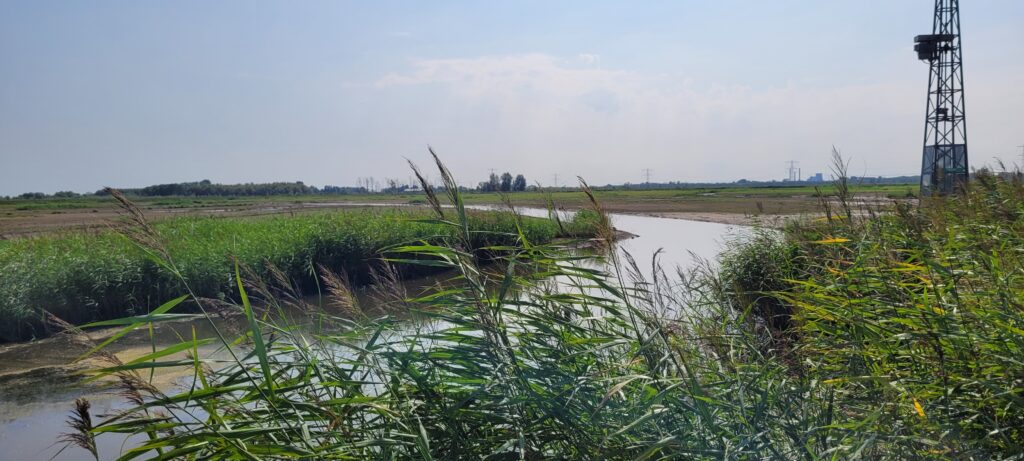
[626,211,790,227]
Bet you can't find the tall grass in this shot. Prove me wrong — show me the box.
[772,171,1024,457]
[0,208,585,342]
[718,169,1024,457]
[64,159,1024,459]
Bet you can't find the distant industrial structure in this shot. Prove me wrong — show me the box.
[785,161,801,182]
[915,0,968,195]
[807,173,825,183]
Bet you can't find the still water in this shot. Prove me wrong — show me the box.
[0,211,742,460]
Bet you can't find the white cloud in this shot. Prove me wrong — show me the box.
[372,53,1017,182]
[577,53,601,65]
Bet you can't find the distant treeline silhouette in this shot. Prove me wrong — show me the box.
[7,174,924,200]
[119,180,367,197]
[126,180,332,197]
[10,181,367,199]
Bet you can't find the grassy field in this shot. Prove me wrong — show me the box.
[0,207,590,342]
[0,182,915,236]
[60,166,1024,459]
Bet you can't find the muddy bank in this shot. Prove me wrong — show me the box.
[621,211,795,228]
[0,312,246,395]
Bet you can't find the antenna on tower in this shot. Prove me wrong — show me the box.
[915,0,968,196]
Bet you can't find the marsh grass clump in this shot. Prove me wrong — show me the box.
[67,157,1024,459]
[719,229,801,334]
[721,169,1024,457]
[806,178,1024,455]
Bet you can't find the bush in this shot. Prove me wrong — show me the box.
[719,230,800,332]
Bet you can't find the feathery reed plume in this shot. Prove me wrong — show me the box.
[239,259,296,314]
[369,261,409,313]
[538,182,567,234]
[408,159,445,219]
[814,185,834,224]
[265,260,303,308]
[428,146,461,208]
[104,187,171,262]
[61,398,98,460]
[829,146,853,220]
[577,177,615,252]
[114,372,155,407]
[45,313,96,349]
[499,191,517,215]
[427,147,476,254]
[318,264,362,318]
[95,351,150,397]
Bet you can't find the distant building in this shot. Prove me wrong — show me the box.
[807,173,825,183]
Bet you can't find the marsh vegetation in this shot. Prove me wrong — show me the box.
[0,197,592,342]
[51,157,1024,459]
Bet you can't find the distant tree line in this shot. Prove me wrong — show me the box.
[5,173,925,200]
[123,180,375,197]
[11,191,80,199]
[127,180,320,197]
[8,181,367,199]
[478,172,528,192]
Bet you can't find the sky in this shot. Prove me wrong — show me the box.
[1,1,1023,195]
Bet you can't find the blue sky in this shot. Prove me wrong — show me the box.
[2,1,1022,195]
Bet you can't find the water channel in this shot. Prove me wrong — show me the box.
[0,210,744,460]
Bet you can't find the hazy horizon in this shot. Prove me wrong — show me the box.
[2,1,1023,196]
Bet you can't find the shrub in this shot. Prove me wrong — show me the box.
[719,229,800,332]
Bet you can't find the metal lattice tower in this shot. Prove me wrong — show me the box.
[915,0,968,196]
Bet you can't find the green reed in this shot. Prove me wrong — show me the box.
[64,159,1024,459]
[0,207,582,342]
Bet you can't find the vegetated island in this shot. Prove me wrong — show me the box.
[0,205,599,343]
